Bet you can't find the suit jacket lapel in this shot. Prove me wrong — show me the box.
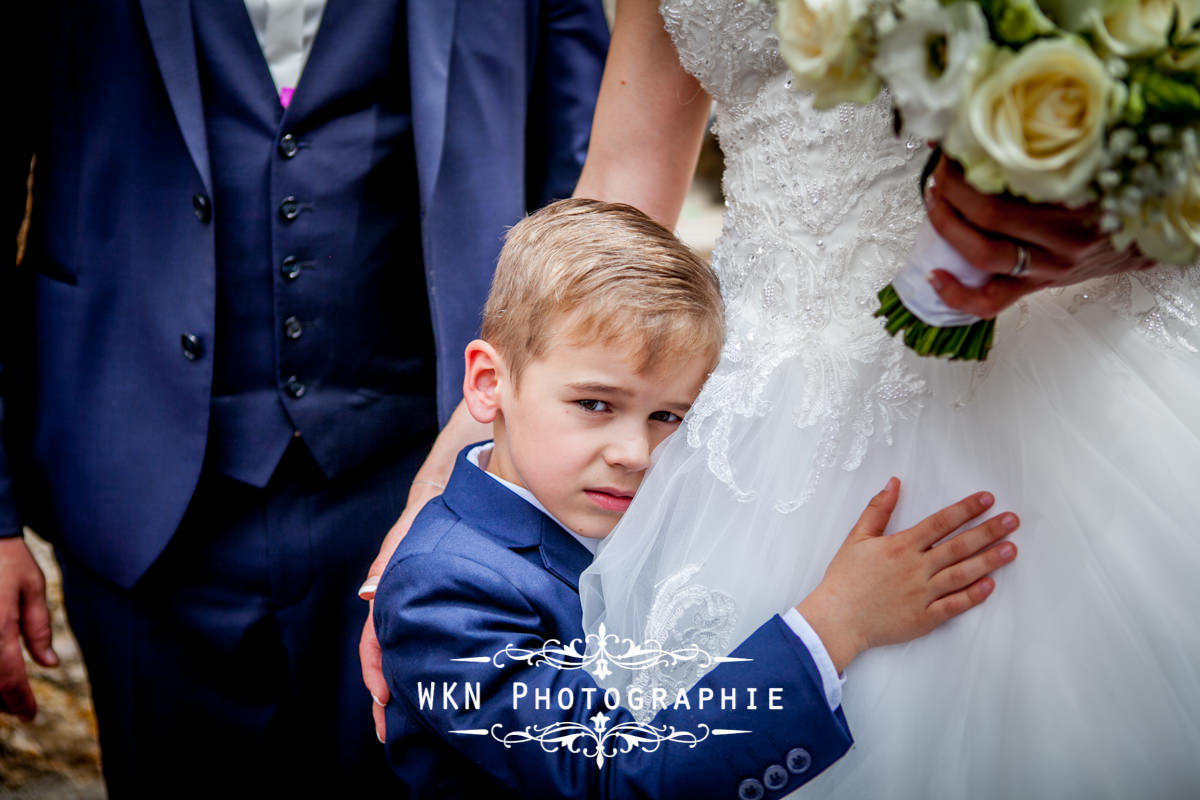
[441,445,593,591]
[407,0,457,211]
[540,522,593,592]
[139,0,212,193]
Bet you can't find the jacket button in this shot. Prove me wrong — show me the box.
[284,375,306,398]
[785,747,812,774]
[278,133,299,159]
[281,256,301,280]
[180,333,203,360]
[192,193,212,223]
[279,195,301,221]
[763,764,788,790]
[737,778,764,800]
[284,316,303,340]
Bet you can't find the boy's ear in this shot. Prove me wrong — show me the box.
[463,339,504,424]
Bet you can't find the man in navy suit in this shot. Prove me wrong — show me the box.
[375,199,1021,797]
[1,1,607,793]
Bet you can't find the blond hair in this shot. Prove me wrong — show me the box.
[482,198,723,385]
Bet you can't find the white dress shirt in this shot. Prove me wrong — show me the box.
[243,0,326,103]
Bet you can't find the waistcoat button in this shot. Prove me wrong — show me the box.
[281,256,301,280]
[279,196,301,221]
[278,133,299,159]
[284,375,306,398]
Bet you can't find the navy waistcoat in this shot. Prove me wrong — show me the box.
[193,0,435,487]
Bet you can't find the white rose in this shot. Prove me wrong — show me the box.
[874,0,990,140]
[1085,0,1200,58]
[776,0,881,110]
[944,38,1123,204]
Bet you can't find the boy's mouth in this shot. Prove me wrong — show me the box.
[584,488,635,513]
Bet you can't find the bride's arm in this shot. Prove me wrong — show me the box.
[573,0,711,228]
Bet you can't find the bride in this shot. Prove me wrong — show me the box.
[573,1,1200,797]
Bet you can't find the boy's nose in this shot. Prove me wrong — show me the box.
[604,428,652,471]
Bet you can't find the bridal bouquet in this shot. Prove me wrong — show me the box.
[775,0,1200,360]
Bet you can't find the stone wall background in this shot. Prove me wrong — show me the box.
[0,533,105,798]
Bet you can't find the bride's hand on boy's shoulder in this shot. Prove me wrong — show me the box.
[796,478,1018,674]
[924,156,1157,320]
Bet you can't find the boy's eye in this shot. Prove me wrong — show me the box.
[578,399,610,413]
[649,410,682,424]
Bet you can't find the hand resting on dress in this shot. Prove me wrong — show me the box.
[797,478,1018,674]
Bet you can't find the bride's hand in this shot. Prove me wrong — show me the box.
[924,156,1158,319]
[796,479,1018,673]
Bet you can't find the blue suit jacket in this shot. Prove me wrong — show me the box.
[375,446,853,799]
[2,1,607,587]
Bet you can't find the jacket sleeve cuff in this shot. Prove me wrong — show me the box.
[781,606,846,711]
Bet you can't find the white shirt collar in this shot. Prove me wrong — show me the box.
[466,444,599,555]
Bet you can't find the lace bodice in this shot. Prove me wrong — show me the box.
[660,0,1200,509]
[661,0,929,507]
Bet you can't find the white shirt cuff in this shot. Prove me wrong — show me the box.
[781,607,845,711]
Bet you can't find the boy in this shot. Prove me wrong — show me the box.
[374,199,1018,798]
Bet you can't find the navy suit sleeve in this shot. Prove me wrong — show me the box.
[8,3,38,242]
[524,0,609,209]
[377,550,852,799]
[1,3,42,538]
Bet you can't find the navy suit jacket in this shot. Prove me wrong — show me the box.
[2,1,607,587]
[375,446,854,799]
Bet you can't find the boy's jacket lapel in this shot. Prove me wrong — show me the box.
[440,443,593,590]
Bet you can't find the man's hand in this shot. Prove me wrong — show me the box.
[358,480,443,743]
[925,157,1157,319]
[358,400,491,743]
[0,536,58,721]
[797,479,1018,673]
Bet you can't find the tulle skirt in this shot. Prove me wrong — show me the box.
[579,289,1200,799]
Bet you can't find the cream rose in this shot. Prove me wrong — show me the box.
[776,0,881,110]
[944,38,1123,204]
[1111,159,1200,264]
[1149,160,1200,263]
[1087,0,1200,58]
[1159,5,1200,72]
[1037,0,1131,33]
[1166,162,1200,253]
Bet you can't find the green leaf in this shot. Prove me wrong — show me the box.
[1125,80,1147,126]
[1142,70,1200,117]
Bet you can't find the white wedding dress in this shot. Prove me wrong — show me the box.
[578,1,1200,797]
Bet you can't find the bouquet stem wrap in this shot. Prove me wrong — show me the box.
[876,218,997,360]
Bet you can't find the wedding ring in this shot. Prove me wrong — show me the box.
[1009,245,1031,278]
